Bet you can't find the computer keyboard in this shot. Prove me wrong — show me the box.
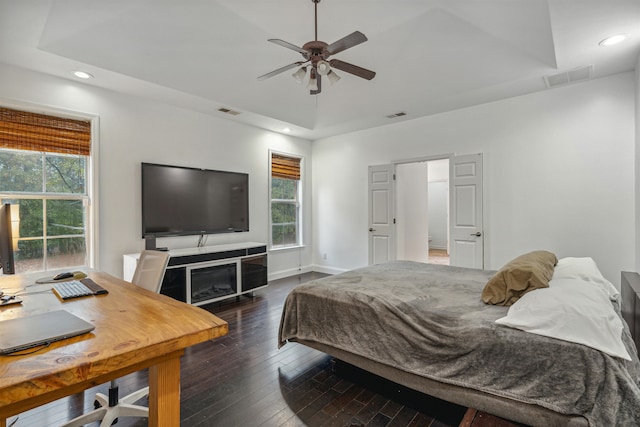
[52,279,107,300]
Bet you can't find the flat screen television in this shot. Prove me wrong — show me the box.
[141,162,249,238]
[0,204,15,275]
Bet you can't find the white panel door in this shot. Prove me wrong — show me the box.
[449,154,483,268]
[368,164,395,265]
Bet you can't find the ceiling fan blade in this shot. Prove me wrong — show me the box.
[257,62,303,81]
[268,39,309,56]
[329,59,376,80]
[326,31,368,55]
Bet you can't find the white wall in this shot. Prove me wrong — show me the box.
[427,181,448,250]
[0,63,313,279]
[427,159,449,250]
[396,162,428,262]
[312,72,635,286]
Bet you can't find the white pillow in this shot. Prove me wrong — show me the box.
[551,257,619,300]
[495,280,631,360]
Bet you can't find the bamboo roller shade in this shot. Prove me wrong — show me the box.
[0,107,91,156]
[272,154,301,180]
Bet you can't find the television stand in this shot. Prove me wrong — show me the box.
[123,242,268,306]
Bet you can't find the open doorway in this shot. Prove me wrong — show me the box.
[427,159,449,265]
[395,158,449,265]
[369,154,482,268]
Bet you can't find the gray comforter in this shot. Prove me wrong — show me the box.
[278,261,640,426]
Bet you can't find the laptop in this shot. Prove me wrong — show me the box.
[0,310,95,354]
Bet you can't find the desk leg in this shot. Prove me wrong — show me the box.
[148,354,181,427]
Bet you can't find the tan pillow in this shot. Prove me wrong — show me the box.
[482,250,558,306]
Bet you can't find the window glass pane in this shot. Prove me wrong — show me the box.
[47,237,86,269]
[7,199,43,238]
[0,150,43,192]
[14,239,43,274]
[272,223,297,246]
[284,224,297,245]
[47,199,85,236]
[272,178,283,199]
[45,155,86,194]
[272,178,297,200]
[272,202,296,224]
[283,179,297,200]
[271,201,297,246]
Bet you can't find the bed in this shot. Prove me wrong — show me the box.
[278,259,640,427]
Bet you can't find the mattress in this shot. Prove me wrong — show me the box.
[279,261,640,426]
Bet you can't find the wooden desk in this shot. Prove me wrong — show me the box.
[0,271,228,427]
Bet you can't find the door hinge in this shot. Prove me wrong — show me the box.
[393,174,396,180]
[393,218,396,224]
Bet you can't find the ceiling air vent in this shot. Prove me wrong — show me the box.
[218,107,241,116]
[544,65,593,88]
[386,112,407,119]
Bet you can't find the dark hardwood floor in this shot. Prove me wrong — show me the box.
[11,272,517,427]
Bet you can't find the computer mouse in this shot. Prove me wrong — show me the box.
[53,272,74,281]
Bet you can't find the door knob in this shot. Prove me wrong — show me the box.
[369,228,376,232]
[470,232,482,237]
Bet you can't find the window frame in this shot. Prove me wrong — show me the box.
[269,150,303,250]
[0,102,98,271]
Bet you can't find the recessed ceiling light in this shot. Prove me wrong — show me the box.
[599,34,627,47]
[282,128,291,133]
[72,71,93,79]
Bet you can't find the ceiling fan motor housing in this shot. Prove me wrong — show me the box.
[302,41,329,65]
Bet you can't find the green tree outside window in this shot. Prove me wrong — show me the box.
[0,149,87,273]
[271,177,299,247]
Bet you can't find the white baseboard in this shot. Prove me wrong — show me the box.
[267,264,345,281]
[429,245,448,251]
[310,264,348,275]
[268,265,314,282]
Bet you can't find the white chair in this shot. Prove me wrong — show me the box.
[62,250,170,427]
[131,250,171,293]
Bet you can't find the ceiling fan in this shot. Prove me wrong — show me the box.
[257,0,376,95]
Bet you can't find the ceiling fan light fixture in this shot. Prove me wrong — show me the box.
[307,74,318,91]
[316,60,331,75]
[292,66,308,83]
[326,70,341,85]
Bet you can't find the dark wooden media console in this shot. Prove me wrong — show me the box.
[124,242,268,306]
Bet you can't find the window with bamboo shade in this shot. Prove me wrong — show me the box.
[271,153,302,248]
[0,106,92,273]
